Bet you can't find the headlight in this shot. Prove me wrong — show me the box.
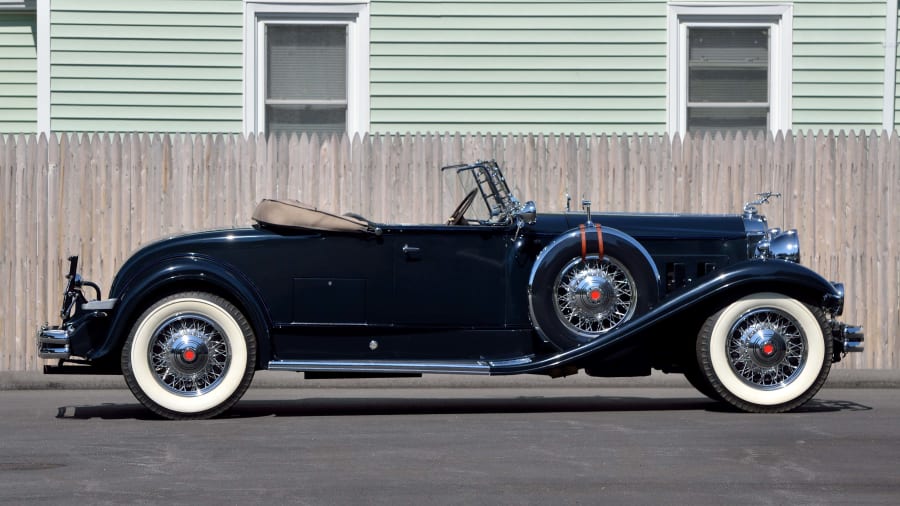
[769,229,800,262]
[756,228,800,263]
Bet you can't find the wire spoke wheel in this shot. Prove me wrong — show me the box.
[726,308,807,390]
[148,314,231,396]
[122,292,256,420]
[697,293,831,413]
[553,254,637,338]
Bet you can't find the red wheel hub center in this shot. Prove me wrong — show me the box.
[590,289,602,301]
[762,342,775,356]
[183,349,197,362]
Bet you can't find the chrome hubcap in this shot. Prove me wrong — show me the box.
[553,255,637,339]
[727,308,807,389]
[148,314,230,396]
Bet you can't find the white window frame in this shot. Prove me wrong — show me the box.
[667,3,793,135]
[1,0,48,134]
[243,1,370,137]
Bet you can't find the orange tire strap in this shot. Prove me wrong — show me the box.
[579,223,604,260]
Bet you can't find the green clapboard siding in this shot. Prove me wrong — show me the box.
[370,0,668,135]
[0,12,37,134]
[792,1,887,130]
[36,0,900,135]
[50,0,243,133]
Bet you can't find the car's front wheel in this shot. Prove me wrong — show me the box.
[122,292,256,419]
[697,293,832,413]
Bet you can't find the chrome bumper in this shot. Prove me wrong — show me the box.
[832,322,865,356]
[38,325,71,360]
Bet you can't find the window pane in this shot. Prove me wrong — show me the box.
[266,25,346,101]
[687,27,769,131]
[689,27,768,103]
[689,68,768,103]
[687,107,768,134]
[689,28,768,66]
[266,104,346,136]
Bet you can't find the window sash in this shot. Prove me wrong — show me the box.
[263,23,348,135]
[243,2,370,138]
[666,4,792,135]
[686,26,770,132]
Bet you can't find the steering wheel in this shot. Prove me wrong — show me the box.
[447,189,478,225]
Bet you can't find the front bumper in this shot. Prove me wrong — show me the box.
[833,322,865,356]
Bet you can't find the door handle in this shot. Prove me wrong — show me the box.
[402,244,421,258]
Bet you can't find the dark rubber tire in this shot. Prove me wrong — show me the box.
[696,293,832,413]
[122,292,256,420]
[683,361,725,402]
[529,232,656,350]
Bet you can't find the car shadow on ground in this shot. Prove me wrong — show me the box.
[55,394,872,420]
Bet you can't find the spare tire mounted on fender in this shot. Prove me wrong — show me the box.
[528,226,658,350]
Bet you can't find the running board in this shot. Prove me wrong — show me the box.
[267,359,499,375]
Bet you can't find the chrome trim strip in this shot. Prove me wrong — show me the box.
[488,357,533,367]
[267,359,492,375]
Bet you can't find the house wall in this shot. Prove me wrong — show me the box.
[0,11,36,134]
[50,0,243,132]
[370,0,894,134]
[792,0,888,132]
[34,0,900,135]
[369,0,667,134]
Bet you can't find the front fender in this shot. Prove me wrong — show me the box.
[92,254,272,365]
[493,259,843,375]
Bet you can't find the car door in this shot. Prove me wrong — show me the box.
[389,225,512,327]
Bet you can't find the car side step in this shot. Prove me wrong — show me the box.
[268,359,492,375]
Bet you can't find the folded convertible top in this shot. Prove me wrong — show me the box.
[252,199,369,233]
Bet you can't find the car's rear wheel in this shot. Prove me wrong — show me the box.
[122,292,256,420]
[697,293,832,413]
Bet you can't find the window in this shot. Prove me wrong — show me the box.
[244,2,370,137]
[266,24,347,135]
[667,4,792,135]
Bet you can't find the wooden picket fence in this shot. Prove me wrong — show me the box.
[1,131,898,371]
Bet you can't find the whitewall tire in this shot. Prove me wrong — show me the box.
[122,292,256,419]
[697,293,832,413]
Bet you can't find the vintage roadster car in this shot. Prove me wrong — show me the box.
[39,160,863,419]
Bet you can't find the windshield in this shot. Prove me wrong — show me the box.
[441,161,519,225]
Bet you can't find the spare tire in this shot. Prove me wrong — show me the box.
[528,227,659,350]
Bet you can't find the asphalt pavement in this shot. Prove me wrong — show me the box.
[1,385,898,505]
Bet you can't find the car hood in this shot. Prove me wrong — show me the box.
[531,212,747,241]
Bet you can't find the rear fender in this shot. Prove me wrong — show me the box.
[93,254,272,367]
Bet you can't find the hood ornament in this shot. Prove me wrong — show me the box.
[743,192,781,219]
